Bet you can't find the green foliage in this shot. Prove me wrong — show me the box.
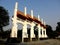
[0,6,9,32]
[0,6,9,26]
[56,22,60,36]
[46,25,55,38]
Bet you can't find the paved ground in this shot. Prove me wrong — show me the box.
[0,39,60,45]
[20,39,60,45]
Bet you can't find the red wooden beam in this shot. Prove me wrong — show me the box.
[17,10,46,28]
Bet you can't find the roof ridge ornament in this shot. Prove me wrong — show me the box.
[24,7,27,16]
[31,10,33,18]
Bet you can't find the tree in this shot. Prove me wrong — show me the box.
[46,25,54,38]
[2,30,11,38]
[0,6,9,32]
[56,22,60,36]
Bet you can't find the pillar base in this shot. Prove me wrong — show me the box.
[42,35,45,38]
[45,35,48,38]
[40,38,48,40]
[22,37,30,42]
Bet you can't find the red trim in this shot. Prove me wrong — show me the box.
[17,10,46,28]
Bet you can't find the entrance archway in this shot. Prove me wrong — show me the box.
[10,2,47,42]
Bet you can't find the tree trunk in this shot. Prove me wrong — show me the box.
[0,26,3,38]
[0,26,3,32]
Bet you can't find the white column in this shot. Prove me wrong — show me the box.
[42,27,44,37]
[44,21,47,37]
[11,2,18,38]
[22,7,27,42]
[30,10,35,41]
[38,14,40,21]
[30,22,35,41]
[38,24,41,38]
[45,28,47,37]
[24,7,27,16]
[31,10,33,18]
[40,26,42,38]
[43,27,45,38]
[41,19,44,38]
[38,15,41,39]
[22,20,27,42]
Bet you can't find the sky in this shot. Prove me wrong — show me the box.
[0,0,60,30]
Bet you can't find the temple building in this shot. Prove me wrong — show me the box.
[11,2,47,42]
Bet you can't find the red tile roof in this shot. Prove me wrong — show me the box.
[17,10,46,28]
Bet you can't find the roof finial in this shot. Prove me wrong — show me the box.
[24,6,27,16]
[31,10,33,18]
[38,14,40,20]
